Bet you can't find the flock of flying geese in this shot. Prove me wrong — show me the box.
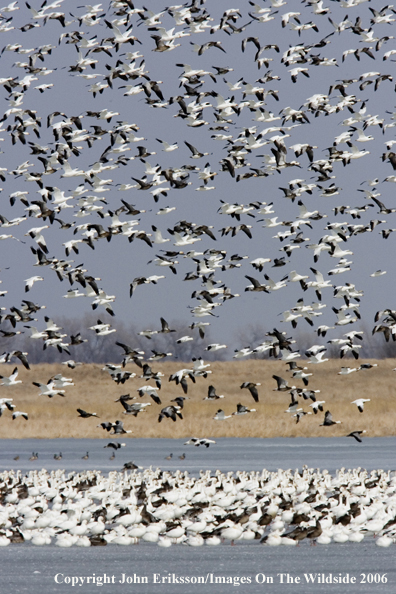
[0,0,395,452]
[1,465,396,547]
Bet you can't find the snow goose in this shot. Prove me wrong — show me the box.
[0,367,22,386]
[12,411,28,420]
[77,408,99,418]
[184,438,216,448]
[309,401,325,414]
[220,521,244,545]
[240,382,260,402]
[204,385,224,400]
[32,381,65,398]
[213,409,232,421]
[232,403,256,416]
[351,399,370,413]
[338,366,359,375]
[320,411,341,426]
[347,431,366,443]
[158,406,183,423]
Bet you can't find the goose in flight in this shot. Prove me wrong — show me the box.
[184,438,216,448]
[293,410,312,424]
[320,410,341,426]
[12,411,28,421]
[52,374,74,388]
[351,398,370,413]
[0,367,22,386]
[158,405,183,423]
[309,401,325,414]
[104,442,126,450]
[358,363,378,371]
[140,364,163,388]
[170,396,188,409]
[213,409,232,420]
[272,375,291,391]
[24,275,44,292]
[159,317,176,333]
[121,400,151,416]
[338,367,359,375]
[306,351,329,365]
[232,403,256,415]
[77,409,99,418]
[123,461,141,470]
[0,398,15,414]
[156,138,178,152]
[32,381,65,397]
[244,275,269,293]
[184,141,209,159]
[204,385,224,400]
[347,430,366,443]
[137,385,161,405]
[111,420,132,435]
[240,381,260,402]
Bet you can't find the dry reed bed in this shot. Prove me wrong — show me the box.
[0,359,394,439]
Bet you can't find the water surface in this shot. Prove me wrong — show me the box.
[1,438,395,594]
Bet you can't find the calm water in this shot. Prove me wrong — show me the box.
[1,438,395,594]
[1,541,395,594]
[1,436,396,474]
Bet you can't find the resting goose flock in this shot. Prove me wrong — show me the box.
[0,465,394,547]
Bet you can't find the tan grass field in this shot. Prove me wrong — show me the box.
[0,359,394,439]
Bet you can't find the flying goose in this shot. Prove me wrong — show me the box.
[77,408,99,418]
[351,398,370,413]
[12,411,28,421]
[213,409,232,420]
[32,381,65,398]
[309,401,325,414]
[121,400,151,416]
[158,406,183,423]
[272,375,291,391]
[104,442,126,450]
[232,403,256,415]
[170,396,188,409]
[137,385,161,405]
[109,421,132,435]
[0,367,22,386]
[204,385,224,400]
[347,430,366,443]
[320,410,341,426]
[184,438,216,448]
[240,381,260,402]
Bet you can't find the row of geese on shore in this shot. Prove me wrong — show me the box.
[1,465,396,547]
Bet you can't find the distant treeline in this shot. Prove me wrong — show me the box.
[0,314,393,365]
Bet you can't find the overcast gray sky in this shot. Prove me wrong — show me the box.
[0,0,395,359]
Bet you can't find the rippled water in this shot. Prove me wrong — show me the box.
[1,438,395,594]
